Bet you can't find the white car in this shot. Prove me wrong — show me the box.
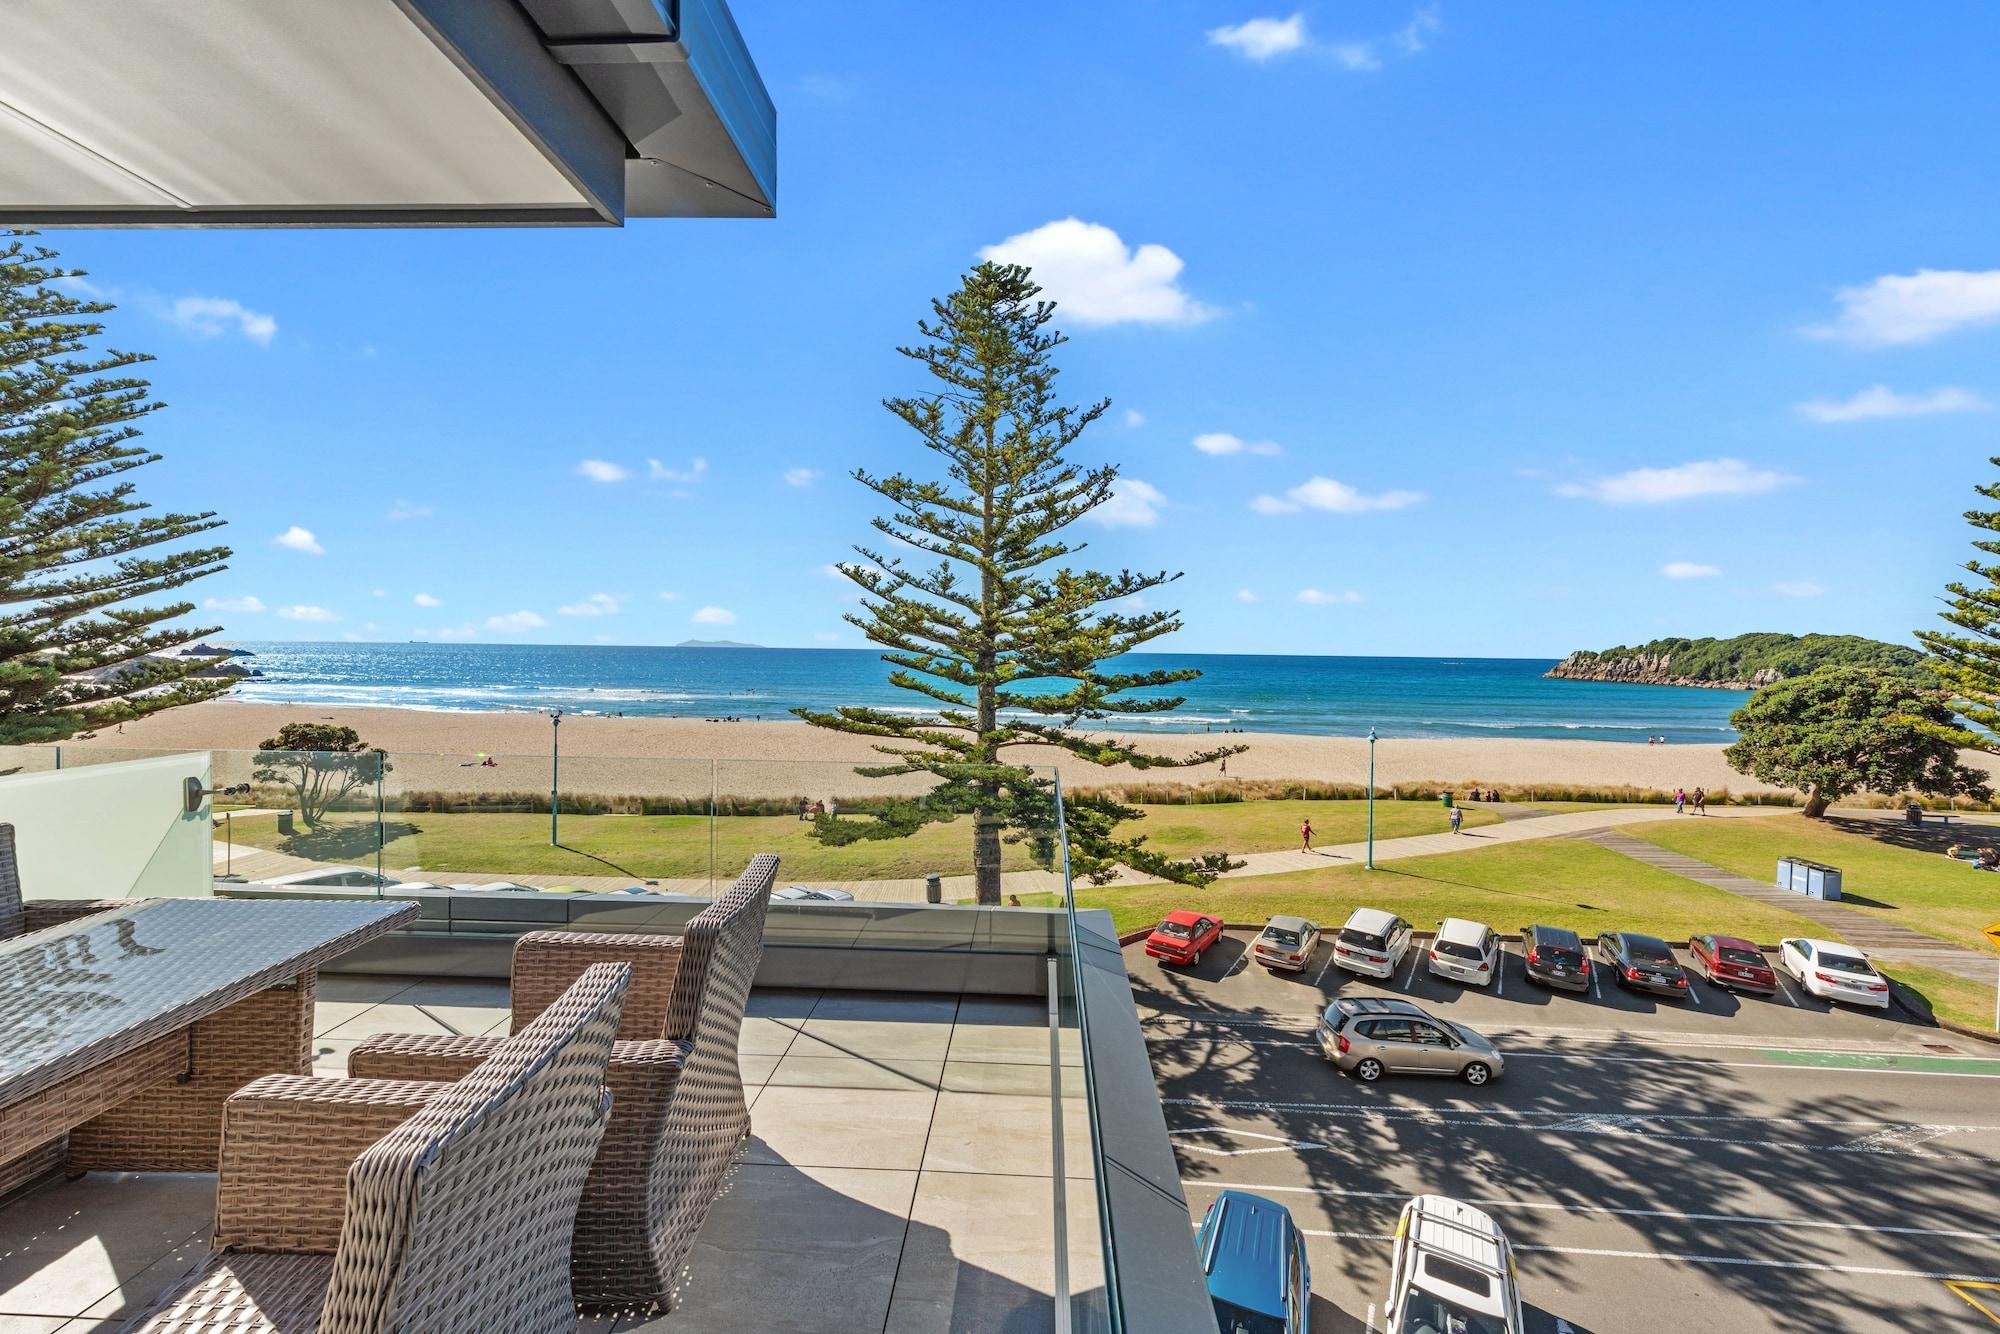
[774,885,857,903]
[1332,908,1414,979]
[1386,1195,1525,1334]
[1252,915,1321,972]
[1428,918,1500,987]
[1779,938,1891,1009]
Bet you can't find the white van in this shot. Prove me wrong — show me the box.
[1428,918,1499,987]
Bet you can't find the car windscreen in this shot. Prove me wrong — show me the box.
[1213,1299,1286,1334]
[1535,944,1583,966]
[1399,1291,1507,1334]
[1627,941,1674,965]
[1263,928,1303,948]
[1434,939,1484,961]
[1817,953,1876,975]
[1340,927,1388,950]
[1156,921,1193,939]
[1718,947,1766,967]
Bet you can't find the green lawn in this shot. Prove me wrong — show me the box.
[1623,813,2000,957]
[1118,799,1495,856]
[224,810,1034,882]
[1874,960,1999,1034]
[1018,838,1826,944]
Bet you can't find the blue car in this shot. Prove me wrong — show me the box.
[1196,1189,1311,1334]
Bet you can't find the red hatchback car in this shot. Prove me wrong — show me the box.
[1689,934,1778,995]
[1145,911,1224,967]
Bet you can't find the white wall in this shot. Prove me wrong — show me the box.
[0,751,213,899]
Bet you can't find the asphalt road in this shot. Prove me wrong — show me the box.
[1129,928,2000,1333]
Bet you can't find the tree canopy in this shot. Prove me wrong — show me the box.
[1723,666,1987,817]
[1916,455,2000,750]
[796,262,1242,901]
[253,722,389,827]
[0,235,232,744]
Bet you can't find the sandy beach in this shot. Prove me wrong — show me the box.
[57,699,1961,802]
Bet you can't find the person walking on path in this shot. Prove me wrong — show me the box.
[1693,786,1706,816]
[1300,818,1314,853]
[1449,806,1464,835]
[1674,787,1687,815]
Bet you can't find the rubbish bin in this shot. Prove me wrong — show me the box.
[925,872,942,904]
[1777,856,1842,900]
[277,811,294,836]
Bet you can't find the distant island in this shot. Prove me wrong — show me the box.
[673,639,762,649]
[1546,633,1922,690]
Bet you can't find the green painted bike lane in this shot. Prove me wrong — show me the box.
[1762,1049,2000,1075]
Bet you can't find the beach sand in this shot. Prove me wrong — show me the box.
[58,699,1965,802]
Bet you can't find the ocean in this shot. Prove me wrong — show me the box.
[218,643,1749,744]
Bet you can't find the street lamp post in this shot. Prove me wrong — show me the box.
[1366,727,1378,871]
[549,709,563,847]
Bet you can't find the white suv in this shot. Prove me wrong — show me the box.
[1332,908,1413,980]
[1386,1195,1524,1334]
[1428,918,1500,987]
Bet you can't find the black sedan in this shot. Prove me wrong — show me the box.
[1594,931,1691,998]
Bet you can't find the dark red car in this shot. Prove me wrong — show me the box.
[1689,934,1778,995]
[1145,911,1223,967]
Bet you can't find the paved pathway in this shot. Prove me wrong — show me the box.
[1578,828,2000,984]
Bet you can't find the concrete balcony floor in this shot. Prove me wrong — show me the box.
[0,977,1096,1333]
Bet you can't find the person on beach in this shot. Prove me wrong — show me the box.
[1674,787,1686,815]
[1300,818,1314,852]
[1693,787,1706,815]
[1220,757,1228,778]
[1449,805,1464,834]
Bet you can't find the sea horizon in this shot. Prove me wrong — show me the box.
[214,641,1751,745]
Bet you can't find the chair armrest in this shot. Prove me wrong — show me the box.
[213,1074,441,1253]
[346,1031,499,1083]
[512,930,683,1041]
[21,898,143,932]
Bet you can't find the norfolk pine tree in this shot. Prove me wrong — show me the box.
[795,263,1244,903]
[0,236,231,743]
[1917,456,2000,751]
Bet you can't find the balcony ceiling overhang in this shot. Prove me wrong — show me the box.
[0,0,774,227]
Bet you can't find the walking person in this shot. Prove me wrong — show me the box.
[1300,818,1314,853]
[1693,786,1706,816]
[1674,787,1686,815]
[1449,805,1464,835]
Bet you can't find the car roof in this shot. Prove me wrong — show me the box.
[1201,1190,1295,1316]
[1160,910,1210,927]
[1262,914,1313,933]
[1612,931,1668,950]
[1342,907,1398,932]
[1795,937,1867,957]
[1406,1195,1508,1312]
[1706,934,1760,951]
[1526,924,1580,945]
[1436,917,1490,945]
[1330,996,1428,1020]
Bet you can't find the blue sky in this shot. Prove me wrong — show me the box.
[46,2,2000,658]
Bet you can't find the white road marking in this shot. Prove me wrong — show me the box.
[1495,954,1505,997]
[1364,1301,1377,1333]
[1311,944,1333,990]
[1684,977,1702,1006]
[1190,1179,2000,1243]
[1400,948,1421,991]
[1590,964,1601,999]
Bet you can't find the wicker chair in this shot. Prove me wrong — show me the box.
[0,822,139,939]
[122,961,632,1334]
[347,852,779,1312]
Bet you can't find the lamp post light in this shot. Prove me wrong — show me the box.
[549,709,563,847]
[1366,727,1379,871]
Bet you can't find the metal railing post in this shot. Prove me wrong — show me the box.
[1048,954,1072,1334]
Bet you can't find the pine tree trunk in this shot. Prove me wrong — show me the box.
[1802,786,1830,818]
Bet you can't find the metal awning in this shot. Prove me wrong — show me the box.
[0,0,774,227]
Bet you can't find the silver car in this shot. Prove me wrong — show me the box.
[1317,997,1505,1087]
[1252,914,1321,972]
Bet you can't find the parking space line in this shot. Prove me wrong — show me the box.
[1311,945,1333,990]
[1590,964,1600,1000]
[1684,979,1702,1007]
[1776,970,1810,1008]
[1400,948,1420,991]
[1189,1180,2000,1243]
[1495,952,1505,997]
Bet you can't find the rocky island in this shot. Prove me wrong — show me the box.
[1546,632,1922,690]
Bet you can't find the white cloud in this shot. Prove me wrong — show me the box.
[1330,42,1380,70]
[412,593,442,608]
[276,604,339,623]
[691,606,737,626]
[272,525,324,555]
[167,296,277,344]
[1393,6,1441,53]
[1251,476,1424,515]
[1807,269,2000,346]
[204,595,266,614]
[659,591,682,602]
[559,593,622,617]
[1296,588,1363,605]
[1235,589,1259,603]
[1556,458,1795,505]
[1193,432,1281,457]
[1088,477,1167,528]
[370,588,386,598]
[1795,384,1989,423]
[1206,13,1308,61]
[1122,409,1147,428]
[648,457,708,484]
[485,610,547,632]
[1661,561,1722,579]
[783,467,821,488]
[386,499,432,520]
[578,459,630,483]
[1772,581,1825,598]
[978,219,1214,327]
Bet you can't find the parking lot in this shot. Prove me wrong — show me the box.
[1129,927,2000,1333]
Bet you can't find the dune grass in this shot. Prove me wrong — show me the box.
[1623,813,2000,956]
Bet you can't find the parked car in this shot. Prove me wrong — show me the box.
[1385,1195,1525,1334]
[1144,911,1223,967]
[1332,907,1414,979]
[773,885,857,902]
[1253,915,1321,972]
[1595,931,1690,998]
[1317,996,1504,1086]
[1780,938,1891,1008]
[1196,1189,1311,1334]
[1518,924,1591,993]
[1689,934,1778,995]
[1428,917,1499,987]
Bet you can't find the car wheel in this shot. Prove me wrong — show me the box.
[1191,949,1202,966]
[1461,1062,1492,1087]
[1353,1058,1385,1083]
